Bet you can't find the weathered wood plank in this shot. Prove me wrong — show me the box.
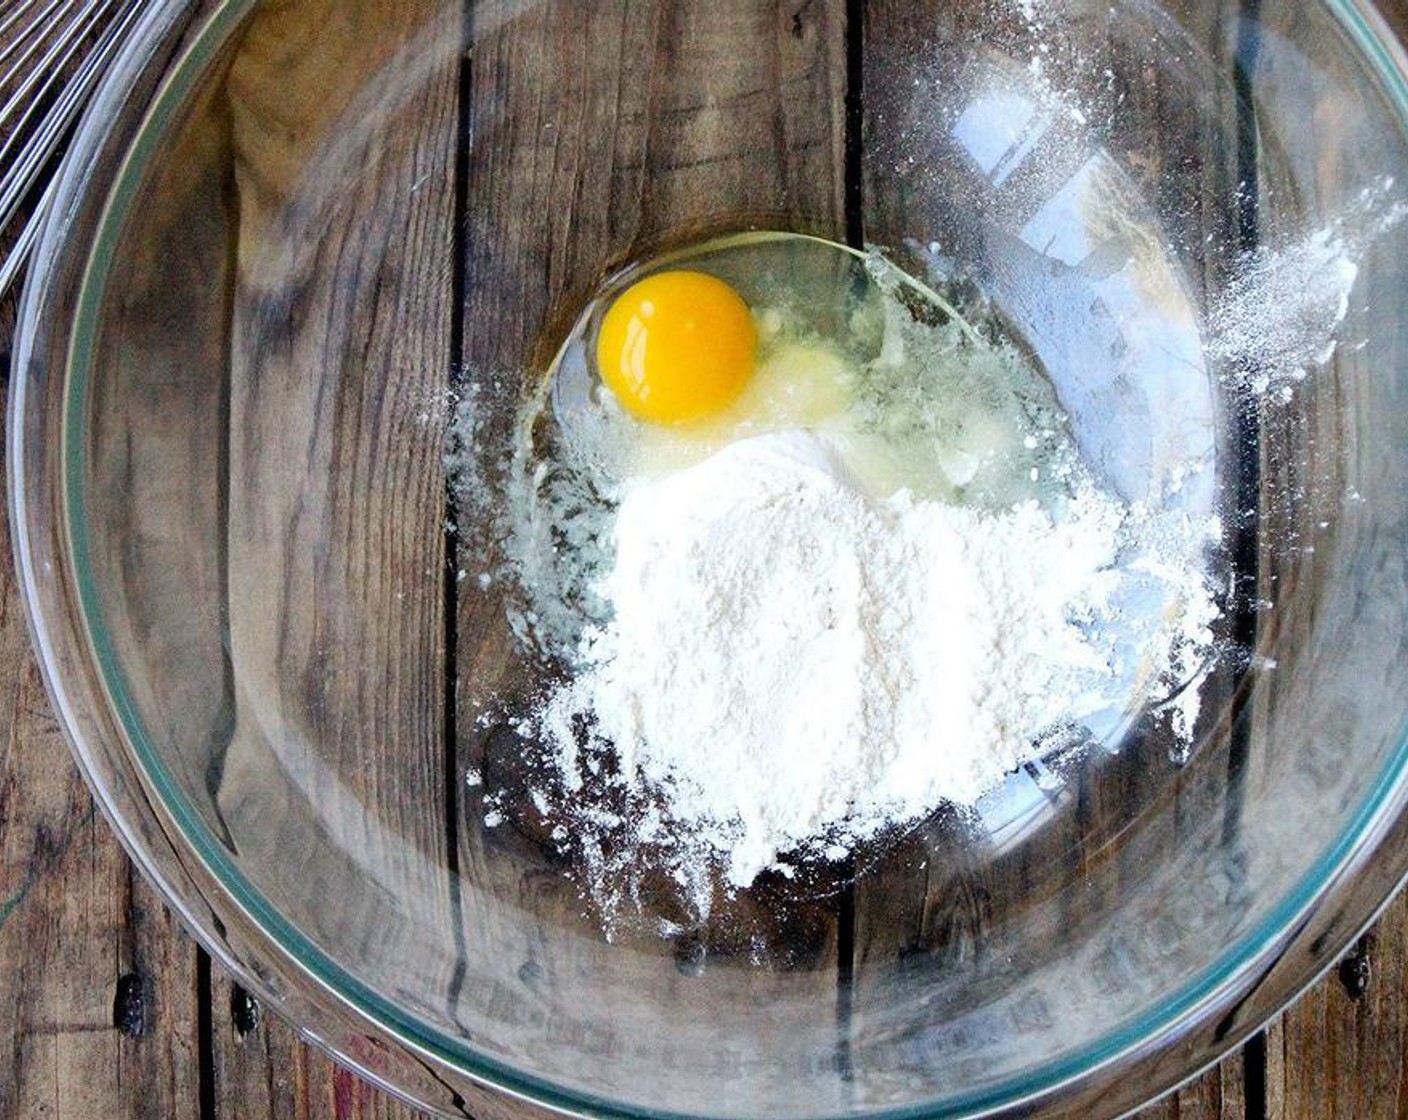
[209,971,418,1120]
[1236,0,1408,1116]
[1265,872,1408,1118]
[209,968,563,1120]
[1263,663,1408,1120]
[0,5,217,1115]
[84,36,236,876]
[213,0,460,1009]
[450,0,850,1109]
[0,446,201,1120]
[849,0,1266,1110]
[1137,1050,1247,1120]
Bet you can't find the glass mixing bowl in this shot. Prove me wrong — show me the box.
[12,0,1408,1115]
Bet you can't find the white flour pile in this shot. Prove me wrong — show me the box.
[527,430,1213,890]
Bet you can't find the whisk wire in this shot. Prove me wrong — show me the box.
[0,2,114,180]
[0,0,47,50]
[0,0,69,79]
[1,0,142,301]
[0,0,77,77]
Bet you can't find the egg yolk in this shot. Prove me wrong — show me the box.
[596,270,757,425]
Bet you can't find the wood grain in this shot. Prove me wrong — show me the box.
[209,964,567,1120]
[0,405,201,1120]
[847,1,1263,1110]
[1255,0,1408,1111]
[448,2,850,1108]
[4,0,1408,1117]
[215,0,461,995]
[0,7,208,1120]
[1266,896,1408,1119]
[209,970,416,1120]
[1142,1050,1247,1120]
[84,37,236,870]
[1265,897,1408,1120]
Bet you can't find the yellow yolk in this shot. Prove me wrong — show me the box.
[596,270,757,425]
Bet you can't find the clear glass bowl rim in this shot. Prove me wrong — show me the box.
[11,0,1408,1116]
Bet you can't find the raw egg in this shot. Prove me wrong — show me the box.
[596,270,757,425]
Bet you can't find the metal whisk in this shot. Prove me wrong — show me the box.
[0,0,147,300]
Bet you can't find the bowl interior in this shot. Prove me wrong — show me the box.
[26,0,1408,1115]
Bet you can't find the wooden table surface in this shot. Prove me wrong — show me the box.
[6,1,1408,1118]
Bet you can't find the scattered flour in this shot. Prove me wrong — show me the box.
[1209,183,1407,396]
[526,430,1214,889]
[1208,227,1360,395]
